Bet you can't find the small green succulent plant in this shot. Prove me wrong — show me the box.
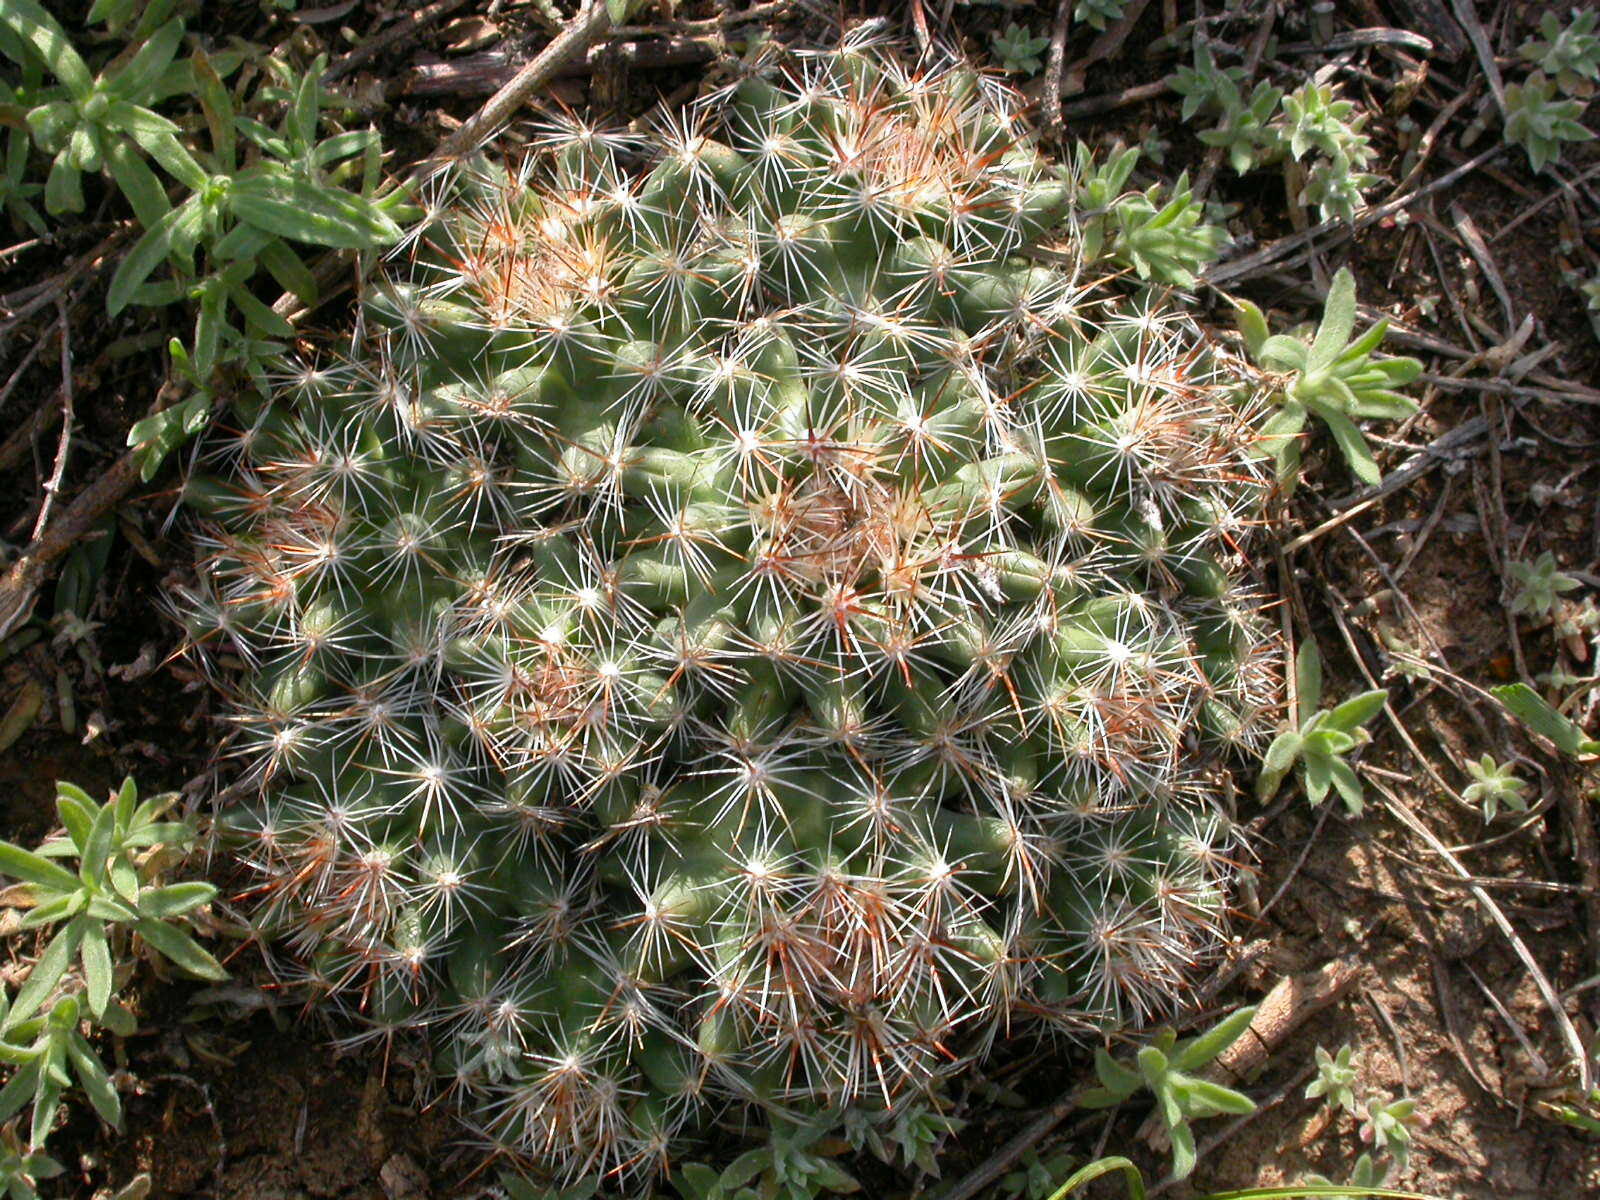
[1519,8,1600,98]
[1460,754,1529,821]
[991,23,1050,76]
[1304,1043,1359,1114]
[1508,551,1583,618]
[1079,1005,1257,1180]
[1074,0,1128,32]
[1237,267,1423,486]
[0,778,224,1156]
[1502,72,1594,172]
[1257,640,1387,815]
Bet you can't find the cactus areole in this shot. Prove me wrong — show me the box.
[180,40,1283,1187]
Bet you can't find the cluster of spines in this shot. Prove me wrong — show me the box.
[180,37,1281,1187]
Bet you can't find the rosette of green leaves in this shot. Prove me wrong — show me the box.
[1078,1006,1258,1181]
[1197,79,1285,175]
[0,1,201,220]
[0,778,225,1033]
[1237,267,1421,485]
[1071,144,1224,285]
[1502,72,1594,172]
[1519,9,1600,98]
[1256,640,1387,814]
[1168,43,1248,122]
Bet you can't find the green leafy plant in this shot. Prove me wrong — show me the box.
[1079,1007,1258,1180]
[1169,43,1248,122]
[1460,754,1529,821]
[0,0,198,219]
[0,778,225,1153]
[1502,72,1594,172]
[0,1124,63,1200]
[1074,0,1128,33]
[1277,84,1372,164]
[991,24,1050,75]
[1359,1096,1417,1169]
[1519,9,1600,98]
[1071,143,1225,284]
[1305,1043,1359,1115]
[840,1100,962,1177]
[1236,267,1423,486]
[1508,551,1583,618]
[1104,171,1225,287]
[1257,640,1388,814]
[0,4,406,485]
[674,1117,860,1200]
[1197,79,1286,176]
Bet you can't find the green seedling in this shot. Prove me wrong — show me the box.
[1502,72,1594,172]
[1079,1006,1258,1180]
[1508,551,1583,618]
[1460,754,1529,821]
[1257,639,1388,814]
[1074,0,1128,32]
[1169,43,1249,122]
[1519,8,1600,98]
[991,24,1050,76]
[1071,143,1225,284]
[0,0,199,220]
[1198,80,1286,176]
[674,1117,861,1200]
[1305,1043,1359,1115]
[1360,1096,1416,1169]
[1237,267,1423,486]
[0,778,225,1032]
[0,1122,63,1200]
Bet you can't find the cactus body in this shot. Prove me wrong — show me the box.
[182,41,1281,1186]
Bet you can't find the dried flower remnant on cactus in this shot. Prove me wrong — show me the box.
[177,38,1291,1188]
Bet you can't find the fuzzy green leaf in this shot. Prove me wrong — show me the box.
[1493,683,1600,758]
[133,917,227,980]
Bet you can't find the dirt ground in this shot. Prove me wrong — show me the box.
[3,1,1600,1197]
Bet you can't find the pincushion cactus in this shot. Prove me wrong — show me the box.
[176,38,1287,1188]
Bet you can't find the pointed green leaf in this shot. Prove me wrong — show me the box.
[1173,1005,1257,1071]
[1295,638,1323,715]
[0,1058,40,1125]
[29,1075,59,1150]
[107,194,203,315]
[0,842,79,893]
[80,921,112,1018]
[230,174,401,250]
[1304,750,1333,805]
[133,918,227,980]
[1168,1119,1198,1180]
[66,1033,121,1126]
[0,0,92,96]
[1327,689,1388,732]
[1328,755,1366,815]
[9,919,84,1028]
[1493,683,1600,758]
[1235,297,1270,357]
[138,881,216,918]
[79,797,116,887]
[1313,404,1381,484]
[1308,268,1358,373]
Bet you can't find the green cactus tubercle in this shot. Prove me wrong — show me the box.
[178,44,1284,1187]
